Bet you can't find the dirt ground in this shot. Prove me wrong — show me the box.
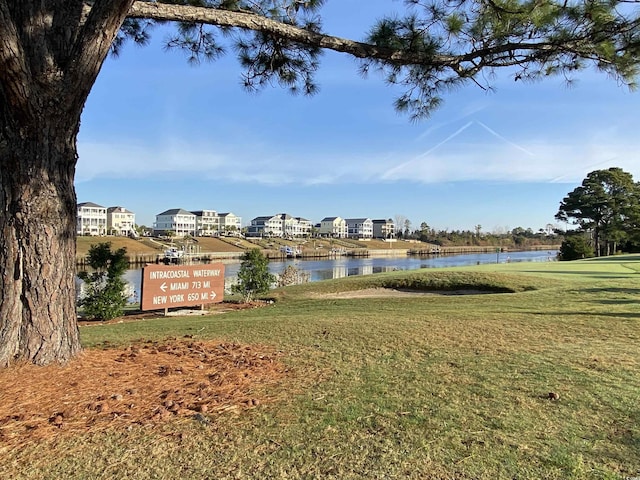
[0,338,288,451]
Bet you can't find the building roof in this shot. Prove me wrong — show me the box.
[107,206,134,214]
[345,218,371,223]
[251,216,275,223]
[157,208,195,217]
[77,202,105,209]
[321,216,341,222]
[190,210,218,216]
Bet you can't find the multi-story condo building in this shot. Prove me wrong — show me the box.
[372,219,395,239]
[191,209,219,236]
[154,208,197,237]
[247,215,284,237]
[107,206,136,236]
[77,202,107,236]
[247,213,311,238]
[191,210,243,235]
[319,216,348,238]
[218,213,242,233]
[282,214,312,237]
[345,218,374,239]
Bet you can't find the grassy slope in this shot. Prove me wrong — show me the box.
[7,257,640,479]
[76,236,245,258]
[76,236,159,257]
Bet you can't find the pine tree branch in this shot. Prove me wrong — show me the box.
[126,1,456,66]
[124,1,629,78]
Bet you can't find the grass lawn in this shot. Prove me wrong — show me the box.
[4,257,640,479]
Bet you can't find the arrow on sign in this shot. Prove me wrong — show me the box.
[160,282,167,292]
[211,291,216,300]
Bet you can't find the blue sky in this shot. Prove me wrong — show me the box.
[76,1,640,233]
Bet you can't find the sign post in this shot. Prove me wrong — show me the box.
[140,264,225,312]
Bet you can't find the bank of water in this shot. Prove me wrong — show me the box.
[122,249,557,299]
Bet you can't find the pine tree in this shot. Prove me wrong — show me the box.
[2,0,640,364]
[556,168,640,256]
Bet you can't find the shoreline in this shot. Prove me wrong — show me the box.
[77,244,560,267]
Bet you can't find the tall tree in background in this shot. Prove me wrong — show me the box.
[2,0,640,365]
[403,219,413,238]
[394,215,408,239]
[555,168,640,256]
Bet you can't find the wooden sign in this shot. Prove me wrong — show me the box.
[140,264,225,311]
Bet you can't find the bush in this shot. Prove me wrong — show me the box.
[232,249,276,302]
[78,242,129,320]
[559,234,594,261]
[277,265,310,287]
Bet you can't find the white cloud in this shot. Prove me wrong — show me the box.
[77,120,640,188]
[76,139,227,182]
[382,120,640,184]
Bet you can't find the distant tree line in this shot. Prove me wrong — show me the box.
[556,168,640,260]
[395,222,560,249]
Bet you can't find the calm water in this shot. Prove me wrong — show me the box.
[123,249,557,294]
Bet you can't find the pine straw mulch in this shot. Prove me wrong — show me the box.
[0,339,289,451]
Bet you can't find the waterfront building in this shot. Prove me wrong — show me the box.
[345,218,374,239]
[372,219,395,239]
[319,216,348,238]
[154,208,197,237]
[107,206,136,236]
[77,202,107,236]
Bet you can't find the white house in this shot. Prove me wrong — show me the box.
[191,209,219,236]
[345,218,374,239]
[247,213,311,238]
[283,214,312,237]
[218,212,242,233]
[190,210,243,236]
[77,202,107,236]
[154,208,197,237]
[247,215,284,237]
[107,206,136,236]
[319,216,347,238]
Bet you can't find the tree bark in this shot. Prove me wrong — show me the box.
[0,0,135,365]
[0,110,81,366]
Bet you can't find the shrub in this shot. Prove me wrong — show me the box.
[78,242,129,320]
[232,249,276,302]
[277,265,310,287]
[559,234,594,261]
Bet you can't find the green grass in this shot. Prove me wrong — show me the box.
[5,257,640,479]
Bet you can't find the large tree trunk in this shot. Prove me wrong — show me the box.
[0,0,136,365]
[0,112,81,366]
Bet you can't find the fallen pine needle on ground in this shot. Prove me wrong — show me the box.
[0,339,289,450]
